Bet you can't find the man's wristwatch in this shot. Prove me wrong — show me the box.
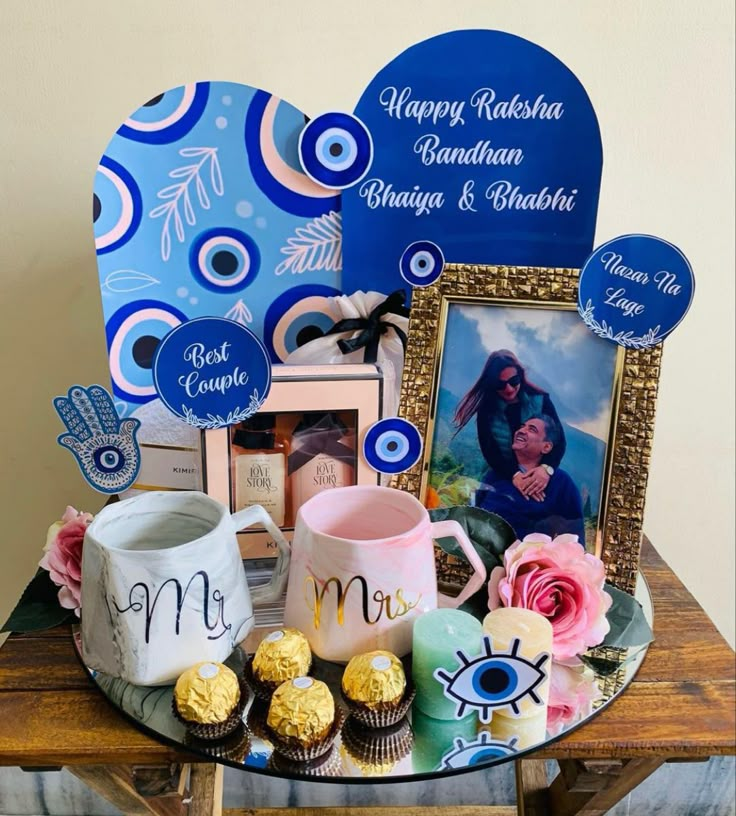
[542,464,555,476]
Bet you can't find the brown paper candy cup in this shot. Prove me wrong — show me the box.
[268,744,343,777]
[341,716,414,771]
[172,676,249,742]
[341,683,416,729]
[184,722,251,763]
[266,706,347,762]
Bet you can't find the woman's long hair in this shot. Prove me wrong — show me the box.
[453,349,546,432]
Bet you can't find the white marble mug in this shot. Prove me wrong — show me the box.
[80,490,290,685]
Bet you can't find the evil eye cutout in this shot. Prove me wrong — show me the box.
[363,418,423,475]
[117,82,209,144]
[189,227,260,293]
[434,635,550,722]
[439,733,518,770]
[245,90,340,216]
[105,300,188,403]
[298,112,373,190]
[93,156,143,255]
[399,240,445,287]
[263,284,341,363]
[93,445,125,474]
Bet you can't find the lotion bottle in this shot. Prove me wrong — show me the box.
[231,414,288,526]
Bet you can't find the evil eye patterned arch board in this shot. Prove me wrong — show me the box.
[117,82,210,144]
[94,156,143,255]
[263,284,342,363]
[105,300,188,403]
[245,90,341,216]
[189,227,260,293]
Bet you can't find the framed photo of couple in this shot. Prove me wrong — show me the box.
[396,264,662,592]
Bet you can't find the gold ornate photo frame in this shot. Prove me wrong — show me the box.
[395,264,662,593]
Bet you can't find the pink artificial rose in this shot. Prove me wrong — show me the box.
[39,506,93,617]
[488,533,612,660]
[547,659,602,737]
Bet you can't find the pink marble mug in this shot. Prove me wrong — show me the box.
[283,485,487,662]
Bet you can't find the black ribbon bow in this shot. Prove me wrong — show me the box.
[325,289,410,363]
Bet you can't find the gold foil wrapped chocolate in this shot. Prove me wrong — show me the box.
[253,628,312,685]
[174,662,240,724]
[266,677,335,745]
[341,651,406,709]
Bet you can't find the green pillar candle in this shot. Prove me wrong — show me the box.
[411,706,477,773]
[411,608,482,719]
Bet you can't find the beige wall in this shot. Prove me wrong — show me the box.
[0,0,733,646]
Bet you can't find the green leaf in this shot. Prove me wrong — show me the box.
[599,584,653,649]
[429,506,516,573]
[1,569,76,633]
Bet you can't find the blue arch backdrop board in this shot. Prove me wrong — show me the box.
[341,30,603,296]
[93,81,342,418]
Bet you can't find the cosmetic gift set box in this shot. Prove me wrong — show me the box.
[203,364,383,558]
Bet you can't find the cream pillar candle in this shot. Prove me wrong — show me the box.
[482,607,553,719]
[484,708,548,750]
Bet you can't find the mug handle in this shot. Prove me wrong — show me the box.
[430,519,488,609]
[231,505,291,606]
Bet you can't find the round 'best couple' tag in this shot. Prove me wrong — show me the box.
[153,316,271,429]
[578,234,694,349]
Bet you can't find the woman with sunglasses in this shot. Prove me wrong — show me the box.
[454,349,566,501]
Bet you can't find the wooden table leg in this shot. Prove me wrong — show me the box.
[546,757,665,816]
[68,764,187,815]
[188,763,223,816]
[516,759,549,815]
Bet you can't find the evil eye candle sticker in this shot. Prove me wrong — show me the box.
[189,227,260,293]
[578,234,695,348]
[363,417,423,475]
[105,300,188,403]
[399,240,445,287]
[298,112,373,190]
[94,156,143,255]
[263,284,341,363]
[54,385,141,494]
[439,733,518,770]
[434,635,550,722]
[152,316,271,429]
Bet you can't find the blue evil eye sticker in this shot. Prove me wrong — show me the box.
[117,82,210,144]
[189,227,260,293]
[434,635,550,722]
[439,733,518,770]
[93,156,143,255]
[152,316,271,429]
[245,90,341,217]
[54,385,141,494]
[399,241,445,287]
[263,284,341,363]
[578,234,695,348]
[105,300,188,404]
[363,417,423,475]
[298,112,373,190]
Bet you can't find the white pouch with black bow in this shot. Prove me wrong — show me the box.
[284,289,409,418]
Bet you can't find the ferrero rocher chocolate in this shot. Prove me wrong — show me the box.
[266,677,335,745]
[253,628,312,685]
[341,651,406,709]
[174,662,240,724]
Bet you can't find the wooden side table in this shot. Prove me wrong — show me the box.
[0,539,733,816]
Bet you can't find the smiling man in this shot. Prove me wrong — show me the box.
[476,415,586,544]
